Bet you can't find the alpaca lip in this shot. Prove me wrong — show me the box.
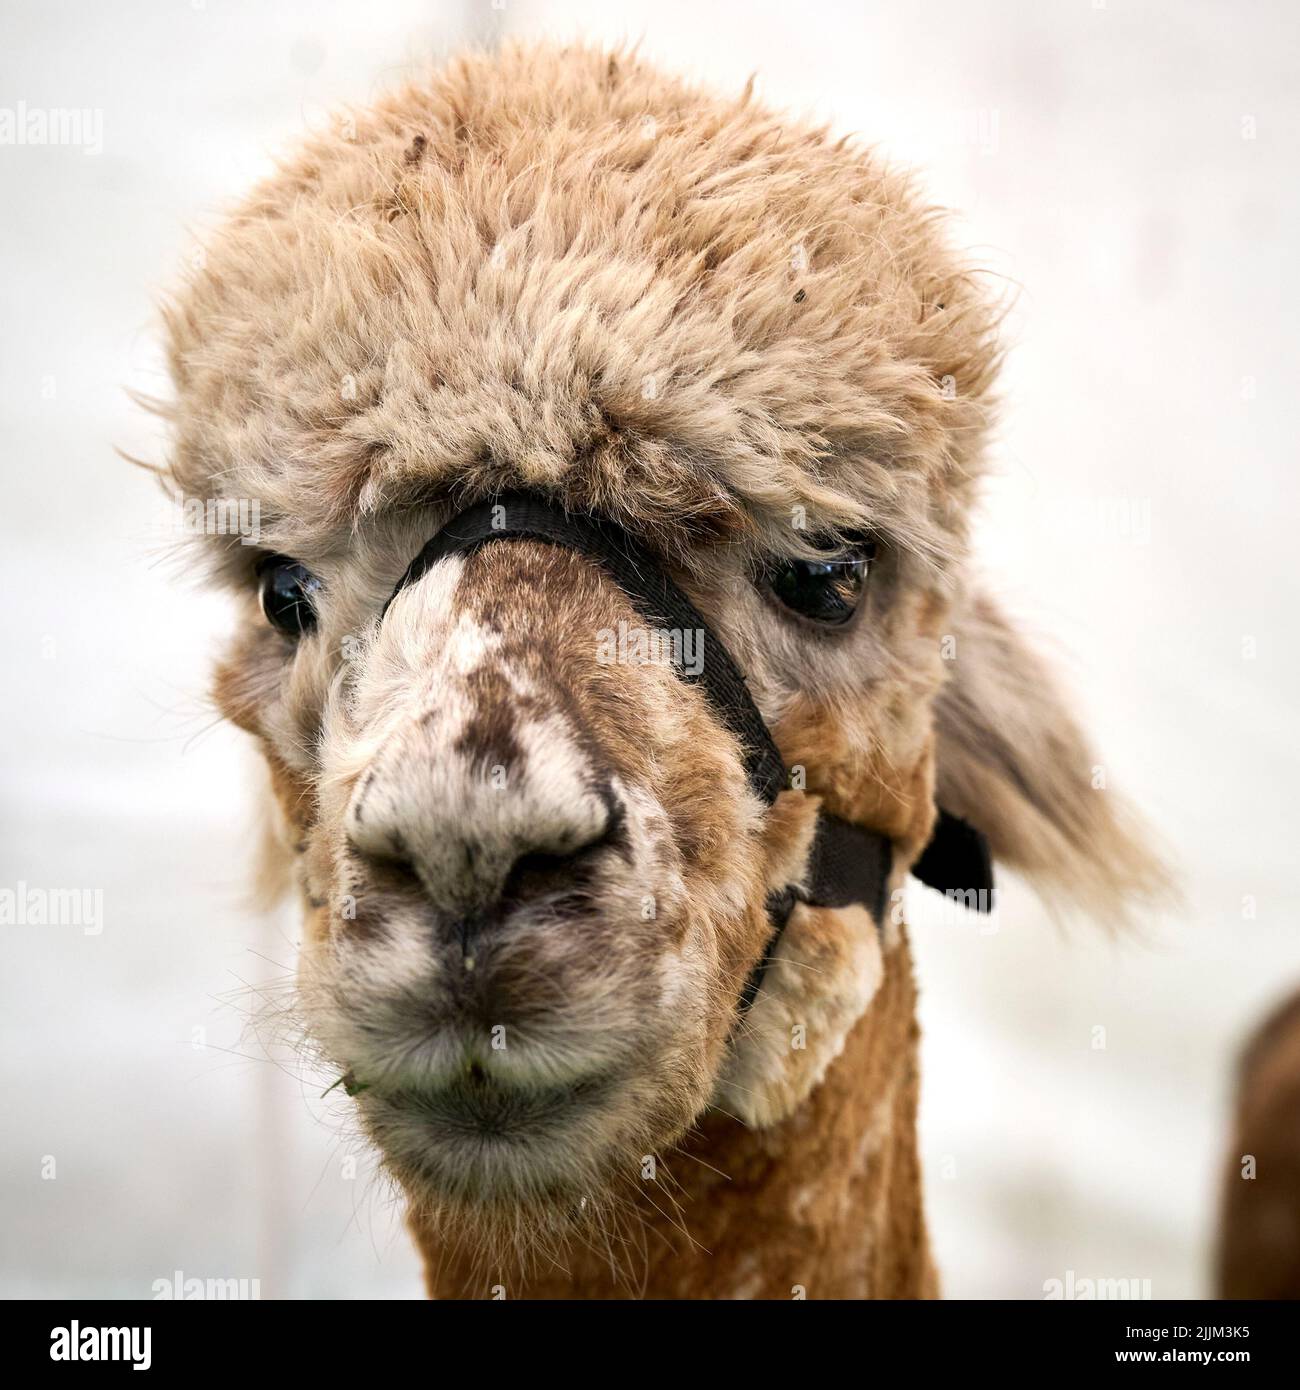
[364,1066,612,1140]
[360,1067,623,1203]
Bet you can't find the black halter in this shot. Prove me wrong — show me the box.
[384,491,992,1011]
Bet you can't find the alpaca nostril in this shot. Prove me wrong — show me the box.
[347,827,426,896]
[498,821,616,911]
[479,800,624,925]
[438,817,621,958]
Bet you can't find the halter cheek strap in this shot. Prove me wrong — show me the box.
[384,491,993,1013]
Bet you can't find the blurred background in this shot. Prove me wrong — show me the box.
[1,0,1297,1298]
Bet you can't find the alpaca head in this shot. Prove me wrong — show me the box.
[161,44,1160,1235]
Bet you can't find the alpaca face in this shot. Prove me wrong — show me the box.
[233,496,943,1212]
[303,534,773,1206]
[165,44,1137,1228]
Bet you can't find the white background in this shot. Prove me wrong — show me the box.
[1,0,1296,1298]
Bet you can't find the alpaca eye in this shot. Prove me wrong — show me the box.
[763,541,876,626]
[258,556,321,636]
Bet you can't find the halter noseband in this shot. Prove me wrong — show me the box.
[383,490,992,1013]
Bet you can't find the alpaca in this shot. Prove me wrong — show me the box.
[158,42,1163,1298]
[1218,989,1300,1299]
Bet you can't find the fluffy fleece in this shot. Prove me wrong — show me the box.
[156,41,1167,1298]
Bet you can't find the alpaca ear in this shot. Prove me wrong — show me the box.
[932,588,1170,923]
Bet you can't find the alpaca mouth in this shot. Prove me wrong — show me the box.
[357,1063,619,1176]
[352,1063,628,1202]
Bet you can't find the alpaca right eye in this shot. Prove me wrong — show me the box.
[762,539,876,627]
[258,557,321,636]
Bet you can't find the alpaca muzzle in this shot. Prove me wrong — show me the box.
[382,491,993,1013]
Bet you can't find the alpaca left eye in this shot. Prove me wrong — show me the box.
[763,541,876,626]
[258,556,321,636]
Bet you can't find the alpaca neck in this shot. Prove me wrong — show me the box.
[415,939,933,1300]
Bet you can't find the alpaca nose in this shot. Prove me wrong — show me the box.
[345,729,622,933]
